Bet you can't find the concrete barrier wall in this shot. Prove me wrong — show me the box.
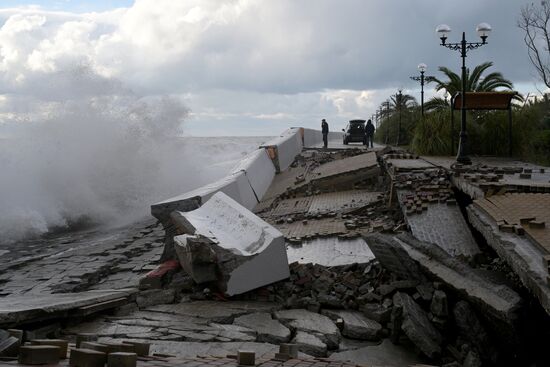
[260,127,303,173]
[152,127,322,222]
[303,128,323,147]
[231,148,276,201]
[151,170,257,222]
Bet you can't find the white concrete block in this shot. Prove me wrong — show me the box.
[151,170,258,222]
[231,148,276,201]
[174,192,290,295]
[260,128,303,172]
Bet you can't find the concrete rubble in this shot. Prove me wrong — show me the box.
[171,192,290,296]
[5,129,550,367]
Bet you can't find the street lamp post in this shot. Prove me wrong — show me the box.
[436,23,492,164]
[410,63,434,117]
[384,100,390,145]
[395,90,403,146]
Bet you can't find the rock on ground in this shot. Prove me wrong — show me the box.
[393,292,442,359]
[292,331,327,357]
[322,310,382,341]
[274,309,340,349]
[233,313,291,344]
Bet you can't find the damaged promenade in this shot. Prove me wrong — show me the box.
[1,128,550,367]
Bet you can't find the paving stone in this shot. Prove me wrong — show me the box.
[76,334,98,348]
[69,348,107,367]
[0,336,19,357]
[30,339,69,359]
[107,351,137,367]
[122,340,150,356]
[234,312,291,344]
[79,341,110,354]
[18,345,60,365]
[237,350,255,366]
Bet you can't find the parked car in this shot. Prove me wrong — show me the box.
[342,119,367,145]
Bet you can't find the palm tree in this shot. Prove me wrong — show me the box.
[425,61,514,96]
[389,92,417,145]
[389,92,417,112]
[424,96,450,112]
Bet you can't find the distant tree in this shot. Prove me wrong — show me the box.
[518,1,550,89]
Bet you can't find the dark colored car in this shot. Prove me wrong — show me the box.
[342,119,366,145]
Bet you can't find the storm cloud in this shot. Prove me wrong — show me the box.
[0,0,539,134]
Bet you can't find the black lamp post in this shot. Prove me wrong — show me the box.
[436,23,492,164]
[384,100,391,145]
[410,63,433,117]
[395,90,403,146]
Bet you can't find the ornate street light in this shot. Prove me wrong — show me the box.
[410,63,434,117]
[436,23,492,164]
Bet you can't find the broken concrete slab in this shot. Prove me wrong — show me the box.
[286,238,375,266]
[0,289,136,327]
[64,322,157,338]
[369,233,522,326]
[364,233,427,282]
[397,192,481,259]
[136,289,175,308]
[274,309,340,349]
[233,313,291,344]
[322,310,382,341]
[172,192,289,296]
[453,301,497,364]
[292,331,327,357]
[467,204,550,316]
[145,301,279,324]
[393,292,442,359]
[360,303,392,325]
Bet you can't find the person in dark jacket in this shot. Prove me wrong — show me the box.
[365,119,375,148]
[321,119,329,148]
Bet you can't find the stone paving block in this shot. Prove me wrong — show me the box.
[79,341,110,354]
[0,336,19,357]
[69,348,107,367]
[237,350,255,366]
[18,345,60,365]
[76,334,98,348]
[30,339,69,359]
[122,340,150,356]
[107,352,137,367]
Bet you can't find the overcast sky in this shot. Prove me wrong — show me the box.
[0,0,542,135]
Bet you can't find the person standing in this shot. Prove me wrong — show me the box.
[365,119,375,148]
[321,119,329,148]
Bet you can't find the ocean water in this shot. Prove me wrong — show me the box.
[0,134,270,245]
